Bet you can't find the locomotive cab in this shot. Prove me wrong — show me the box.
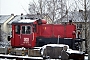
[11,19,36,48]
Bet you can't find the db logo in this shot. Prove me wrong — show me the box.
[23,38,29,43]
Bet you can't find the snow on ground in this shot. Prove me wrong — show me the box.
[0,56,88,60]
[0,58,16,60]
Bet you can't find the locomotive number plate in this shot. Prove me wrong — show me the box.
[23,38,29,43]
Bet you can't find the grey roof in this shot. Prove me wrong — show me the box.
[48,11,90,23]
[61,11,86,22]
[8,14,46,24]
[0,15,11,24]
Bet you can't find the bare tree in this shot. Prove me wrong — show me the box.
[76,0,90,58]
[71,0,90,59]
[28,0,67,24]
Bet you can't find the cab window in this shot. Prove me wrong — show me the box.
[33,24,37,32]
[22,26,25,34]
[15,25,20,34]
[22,26,32,34]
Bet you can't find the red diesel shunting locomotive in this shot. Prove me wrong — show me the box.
[10,19,78,49]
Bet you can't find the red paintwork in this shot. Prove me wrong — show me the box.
[66,25,76,38]
[53,25,65,38]
[20,34,32,47]
[41,19,47,24]
[38,24,53,37]
[11,19,76,48]
[11,25,21,47]
[11,25,14,47]
[38,24,76,38]
[11,24,36,48]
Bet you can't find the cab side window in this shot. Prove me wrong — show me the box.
[33,24,37,32]
[15,25,20,34]
[26,26,31,34]
[22,26,25,34]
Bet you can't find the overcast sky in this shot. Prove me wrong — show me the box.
[0,0,87,15]
[0,0,33,15]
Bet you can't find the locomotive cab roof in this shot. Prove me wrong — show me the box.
[12,19,37,24]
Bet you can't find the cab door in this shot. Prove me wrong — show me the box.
[12,25,21,47]
[20,25,33,48]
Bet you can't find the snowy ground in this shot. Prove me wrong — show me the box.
[0,58,42,60]
[0,56,88,60]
